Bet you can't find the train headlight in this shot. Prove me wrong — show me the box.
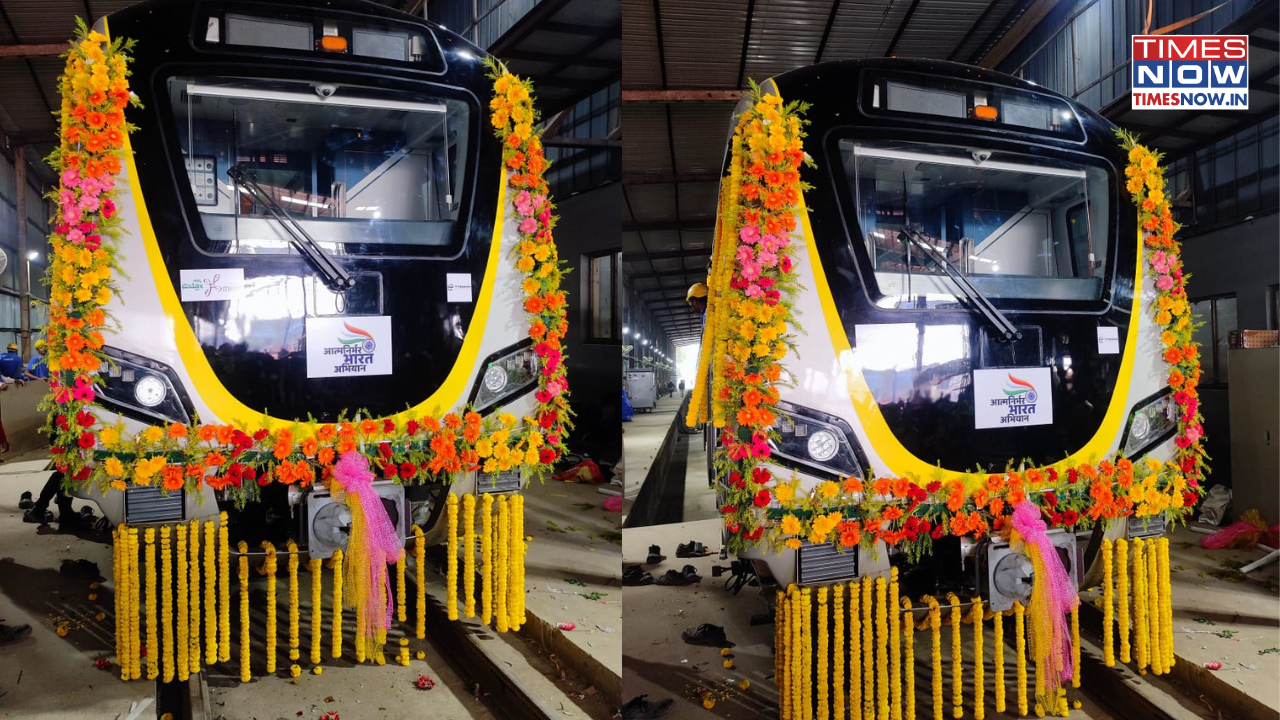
[806,430,840,463]
[483,365,509,394]
[98,347,193,425]
[471,341,539,413]
[133,375,167,408]
[1122,389,1178,458]
[770,401,865,479]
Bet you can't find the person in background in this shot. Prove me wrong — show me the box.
[24,340,48,381]
[0,343,23,384]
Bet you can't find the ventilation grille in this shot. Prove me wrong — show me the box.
[797,542,859,584]
[125,486,186,524]
[478,471,522,494]
[1127,513,1168,539]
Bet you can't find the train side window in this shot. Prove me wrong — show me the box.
[588,251,620,341]
[1191,295,1237,385]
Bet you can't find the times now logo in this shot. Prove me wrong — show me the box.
[1132,35,1248,110]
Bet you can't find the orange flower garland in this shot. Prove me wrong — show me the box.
[42,30,570,502]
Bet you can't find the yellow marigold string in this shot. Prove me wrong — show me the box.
[176,523,189,681]
[331,549,344,658]
[801,586,812,719]
[834,583,845,720]
[238,541,251,683]
[287,540,300,666]
[863,576,874,720]
[876,578,889,720]
[160,526,174,683]
[218,514,231,663]
[1160,538,1175,671]
[187,520,200,676]
[261,541,277,673]
[1133,538,1147,673]
[1101,539,1114,666]
[928,596,943,720]
[129,528,141,680]
[1015,600,1027,717]
[413,527,426,639]
[993,609,1005,714]
[496,496,509,633]
[776,589,788,720]
[481,495,494,624]
[817,586,829,720]
[144,528,158,681]
[463,493,476,618]
[972,597,984,720]
[791,587,802,717]
[902,597,915,720]
[890,569,901,720]
[1116,538,1130,664]
[113,526,124,681]
[850,581,862,720]
[446,493,458,621]
[513,495,526,627]
[204,521,217,666]
[396,551,407,624]
[947,593,962,719]
[309,557,323,666]
[1147,535,1161,675]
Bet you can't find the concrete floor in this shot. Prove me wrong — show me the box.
[0,459,147,720]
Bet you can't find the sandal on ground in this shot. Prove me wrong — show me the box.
[620,695,674,719]
[680,564,702,583]
[645,544,666,565]
[17,492,32,510]
[23,509,53,524]
[681,622,732,647]
[654,568,700,586]
[675,541,712,558]
[622,565,654,586]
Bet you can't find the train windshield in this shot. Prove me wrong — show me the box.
[167,76,470,255]
[838,140,1110,307]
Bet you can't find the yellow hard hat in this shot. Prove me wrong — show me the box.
[686,283,709,302]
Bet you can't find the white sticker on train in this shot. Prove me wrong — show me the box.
[180,268,244,302]
[1096,326,1120,354]
[446,273,473,303]
[305,316,393,379]
[972,367,1054,429]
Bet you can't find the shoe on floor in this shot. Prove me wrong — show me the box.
[620,694,674,719]
[622,565,654,586]
[60,559,103,581]
[655,568,701,586]
[17,492,33,510]
[0,624,31,646]
[675,540,712,558]
[22,508,52,524]
[681,622,732,647]
[645,544,665,565]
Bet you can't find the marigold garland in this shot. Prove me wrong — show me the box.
[947,594,963,719]
[1133,538,1148,673]
[1070,606,1081,689]
[176,523,189,681]
[876,578,890,720]
[817,587,829,720]
[187,520,200,676]
[309,557,323,666]
[1116,538,1130,663]
[144,528,158,681]
[890,568,901,720]
[396,552,407,624]
[1015,601,1028,717]
[801,586,812,718]
[850,580,862,719]
[972,597,985,720]
[261,541,278,673]
[902,597,915,720]
[1146,537,1161,674]
[862,575,874,719]
[129,528,141,680]
[413,528,426,640]
[833,583,845,720]
[238,541,250,683]
[204,521,217,665]
[330,549,344,659]
[287,540,300,666]
[928,597,943,720]
[218,515,230,663]
[160,526,174,683]
[496,496,509,633]
[993,609,1005,714]
[446,494,459,621]
[791,587,802,715]
[1102,538,1114,666]
[1159,538,1174,672]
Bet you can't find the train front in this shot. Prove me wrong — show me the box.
[75,0,539,546]
[726,60,1180,604]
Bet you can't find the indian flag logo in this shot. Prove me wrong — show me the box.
[339,322,376,353]
[1003,373,1038,403]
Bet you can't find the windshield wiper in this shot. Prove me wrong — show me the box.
[227,165,355,292]
[897,227,1021,341]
